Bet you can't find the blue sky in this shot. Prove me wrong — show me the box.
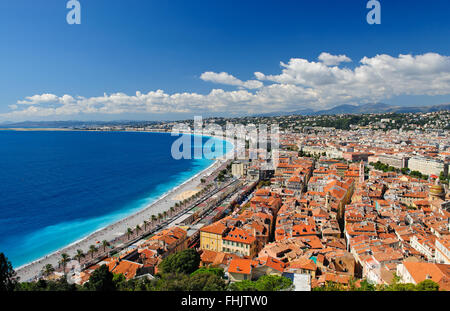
[1,0,450,121]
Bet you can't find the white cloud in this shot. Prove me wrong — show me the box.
[258,52,450,101]
[17,93,59,105]
[200,71,263,89]
[2,52,450,121]
[318,52,352,66]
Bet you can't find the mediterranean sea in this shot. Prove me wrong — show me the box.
[0,131,230,268]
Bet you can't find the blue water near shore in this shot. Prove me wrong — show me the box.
[0,131,231,268]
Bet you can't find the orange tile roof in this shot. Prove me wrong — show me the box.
[228,258,257,275]
[258,256,285,273]
[402,262,450,291]
[108,260,143,280]
[288,257,317,271]
[201,221,228,235]
[223,227,256,244]
[292,224,317,237]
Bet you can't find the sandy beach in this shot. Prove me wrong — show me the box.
[14,132,235,282]
[15,157,227,282]
[174,189,201,201]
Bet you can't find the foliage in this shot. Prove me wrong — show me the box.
[371,161,397,173]
[159,249,200,275]
[254,275,293,291]
[191,267,225,278]
[188,272,227,291]
[415,279,440,291]
[439,171,450,184]
[0,253,18,291]
[16,276,79,291]
[312,281,346,291]
[313,276,440,292]
[151,273,191,291]
[370,161,429,180]
[228,280,258,291]
[84,264,116,291]
[228,275,292,291]
[257,180,271,188]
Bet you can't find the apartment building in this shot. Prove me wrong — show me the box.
[408,156,448,176]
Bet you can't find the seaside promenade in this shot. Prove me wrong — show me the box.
[15,157,230,282]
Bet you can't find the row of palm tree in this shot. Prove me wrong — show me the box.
[58,253,71,277]
[51,183,218,275]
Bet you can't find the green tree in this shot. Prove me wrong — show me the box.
[188,272,227,291]
[143,220,148,231]
[191,267,225,278]
[84,265,116,291]
[102,240,110,253]
[74,249,85,263]
[416,279,439,291]
[17,276,79,291]
[42,264,55,278]
[88,245,98,259]
[59,253,71,277]
[159,249,200,275]
[46,276,78,291]
[357,279,376,291]
[112,273,129,291]
[254,275,292,291]
[228,280,257,291]
[0,253,18,291]
[229,275,292,291]
[151,273,190,291]
[313,281,345,291]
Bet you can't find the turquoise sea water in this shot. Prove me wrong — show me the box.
[0,131,230,268]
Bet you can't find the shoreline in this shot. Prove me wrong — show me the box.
[13,131,235,282]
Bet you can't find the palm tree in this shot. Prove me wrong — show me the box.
[59,253,70,276]
[127,227,133,240]
[74,249,85,263]
[163,211,168,219]
[135,224,141,235]
[42,264,55,278]
[151,215,157,224]
[102,240,110,252]
[143,220,148,231]
[88,245,97,259]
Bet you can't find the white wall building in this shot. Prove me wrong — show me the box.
[435,238,450,264]
[408,156,448,177]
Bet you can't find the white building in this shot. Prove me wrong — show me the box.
[282,271,311,291]
[408,156,448,177]
[409,235,435,262]
[231,162,245,178]
[435,238,450,264]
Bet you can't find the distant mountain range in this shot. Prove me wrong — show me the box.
[1,103,449,128]
[0,120,159,128]
[255,103,450,117]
